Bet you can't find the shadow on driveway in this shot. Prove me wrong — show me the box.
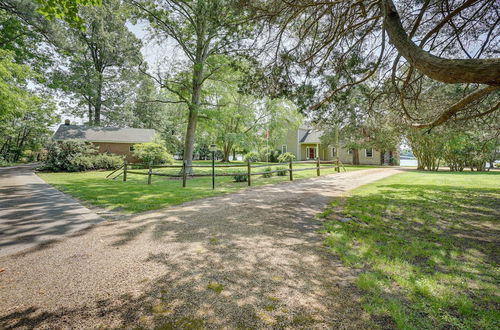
[0,165,102,257]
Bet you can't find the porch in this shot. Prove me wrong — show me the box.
[299,143,332,161]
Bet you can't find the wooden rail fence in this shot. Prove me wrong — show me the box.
[117,158,345,189]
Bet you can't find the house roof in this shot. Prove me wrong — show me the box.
[53,125,155,144]
[299,129,323,144]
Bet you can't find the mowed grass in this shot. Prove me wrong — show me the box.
[320,171,500,329]
[38,161,378,213]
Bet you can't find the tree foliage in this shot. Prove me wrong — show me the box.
[132,142,174,164]
[35,0,102,28]
[250,0,499,128]
[131,0,256,171]
[51,0,143,125]
[200,58,302,161]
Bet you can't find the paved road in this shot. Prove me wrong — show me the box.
[1,167,402,329]
[0,164,102,257]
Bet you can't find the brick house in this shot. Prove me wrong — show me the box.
[53,121,155,163]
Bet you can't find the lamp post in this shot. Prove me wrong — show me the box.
[210,144,217,190]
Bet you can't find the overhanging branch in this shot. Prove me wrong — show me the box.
[382,0,500,85]
[411,85,499,128]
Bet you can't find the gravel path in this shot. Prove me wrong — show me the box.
[0,167,402,329]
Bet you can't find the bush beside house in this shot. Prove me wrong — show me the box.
[132,142,174,165]
[43,140,123,172]
[277,152,295,163]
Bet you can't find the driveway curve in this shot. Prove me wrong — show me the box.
[0,164,102,257]
[0,167,402,329]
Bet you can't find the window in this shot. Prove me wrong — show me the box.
[365,148,373,157]
[348,148,353,155]
[282,144,287,153]
[129,146,135,152]
[331,147,336,157]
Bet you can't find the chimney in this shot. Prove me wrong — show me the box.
[64,119,70,125]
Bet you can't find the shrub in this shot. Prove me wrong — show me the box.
[244,151,259,162]
[495,163,500,168]
[133,142,174,165]
[93,153,124,170]
[277,152,296,163]
[22,149,35,162]
[233,171,248,182]
[0,157,11,167]
[276,166,288,176]
[262,166,273,178]
[44,140,123,172]
[71,155,95,171]
[258,147,281,162]
[45,140,97,171]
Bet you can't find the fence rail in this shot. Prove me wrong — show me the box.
[117,158,346,189]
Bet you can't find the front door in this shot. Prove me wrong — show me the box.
[308,147,316,159]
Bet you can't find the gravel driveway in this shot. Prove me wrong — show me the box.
[0,167,402,329]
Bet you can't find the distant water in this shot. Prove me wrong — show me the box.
[400,159,418,167]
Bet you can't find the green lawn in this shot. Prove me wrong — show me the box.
[38,161,378,213]
[320,171,500,329]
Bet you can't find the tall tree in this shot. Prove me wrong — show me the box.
[52,0,143,125]
[129,76,186,153]
[131,0,254,172]
[0,95,59,161]
[0,49,35,119]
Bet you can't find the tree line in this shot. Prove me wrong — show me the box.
[0,0,498,169]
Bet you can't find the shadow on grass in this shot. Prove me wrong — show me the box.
[323,180,499,329]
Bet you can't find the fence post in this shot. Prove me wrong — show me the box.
[123,160,127,182]
[182,160,187,188]
[316,157,320,176]
[247,160,251,186]
[289,159,293,181]
[212,153,215,190]
[148,162,152,185]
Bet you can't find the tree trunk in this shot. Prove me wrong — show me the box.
[221,142,233,162]
[0,137,10,156]
[232,149,237,161]
[382,0,500,85]
[17,128,30,156]
[88,102,93,126]
[94,73,103,126]
[352,149,360,165]
[182,60,204,174]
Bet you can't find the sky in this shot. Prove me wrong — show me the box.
[127,22,164,68]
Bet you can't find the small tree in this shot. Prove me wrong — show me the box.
[133,143,174,165]
[278,152,295,163]
[243,151,259,162]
